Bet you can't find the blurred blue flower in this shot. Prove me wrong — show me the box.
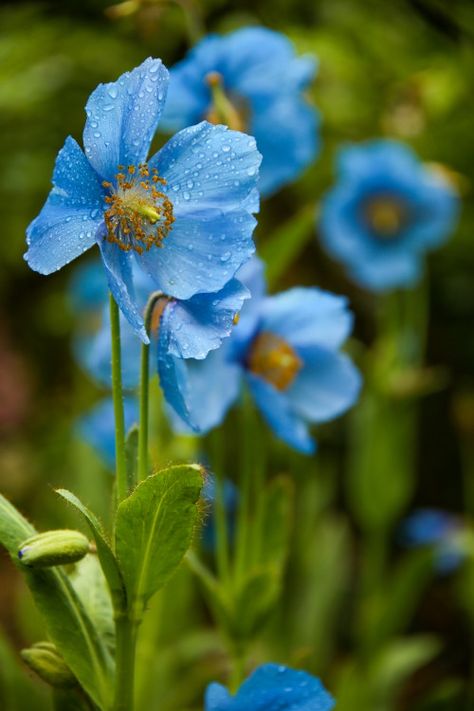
[205,663,334,710]
[401,508,466,573]
[78,397,138,470]
[202,475,238,552]
[161,27,319,196]
[319,140,459,292]
[70,259,249,421]
[25,57,261,343]
[168,258,362,454]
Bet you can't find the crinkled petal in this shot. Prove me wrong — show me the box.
[78,397,139,470]
[289,347,362,423]
[150,122,261,214]
[83,58,169,180]
[167,344,242,434]
[135,209,256,300]
[258,287,353,350]
[99,238,148,343]
[25,137,103,274]
[205,663,335,711]
[251,95,319,196]
[247,373,315,454]
[164,279,249,360]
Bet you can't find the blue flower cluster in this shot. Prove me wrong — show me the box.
[161,27,319,196]
[26,57,261,343]
[205,663,334,710]
[319,140,459,292]
[167,258,362,453]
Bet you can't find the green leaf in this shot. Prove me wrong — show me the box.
[0,494,113,709]
[260,204,316,289]
[258,475,293,571]
[56,488,126,612]
[115,464,204,619]
[70,556,115,654]
[232,567,280,642]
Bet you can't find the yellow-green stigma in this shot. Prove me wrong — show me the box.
[365,196,407,238]
[247,331,302,391]
[102,163,174,254]
[204,71,247,132]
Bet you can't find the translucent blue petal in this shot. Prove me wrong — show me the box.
[258,288,353,350]
[164,279,250,360]
[99,239,148,343]
[167,345,242,434]
[251,96,319,196]
[247,373,315,454]
[150,122,261,214]
[228,256,267,360]
[77,397,139,470]
[205,683,233,711]
[69,259,109,313]
[134,209,257,301]
[25,136,104,274]
[83,58,169,180]
[401,509,459,546]
[157,306,195,428]
[205,663,335,711]
[288,347,362,423]
[74,305,142,390]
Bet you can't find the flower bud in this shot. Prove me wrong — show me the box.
[21,642,77,688]
[18,529,91,567]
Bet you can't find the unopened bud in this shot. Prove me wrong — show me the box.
[18,529,91,568]
[21,642,77,688]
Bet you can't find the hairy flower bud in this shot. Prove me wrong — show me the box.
[18,529,91,567]
[21,642,77,688]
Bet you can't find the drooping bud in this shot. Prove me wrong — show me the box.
[21,642,77,689]
[18,529,91,568]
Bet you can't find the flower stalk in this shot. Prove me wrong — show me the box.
[110,294,128,503]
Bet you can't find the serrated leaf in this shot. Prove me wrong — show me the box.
[0,494,113,709]
[56,488,126,612]
[115,464,203,618]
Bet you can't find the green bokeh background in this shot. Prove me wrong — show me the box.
[0,1,473,709]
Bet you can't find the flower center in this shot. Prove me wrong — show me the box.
[204,71,247,132]
[364,196,407,239]
[102,164,174,254]
[247,331,302,391]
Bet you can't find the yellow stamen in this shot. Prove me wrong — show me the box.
[365,196,406,238]
[247,331,302,391]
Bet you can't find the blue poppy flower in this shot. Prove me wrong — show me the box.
[78,397,139,470]
[400,508,467,574]
[25,58,261,343]
[319,140,459,292]
[166,257,362,454]
[69,258,249,422]
[205,663,335,710]
[161,28,319,196]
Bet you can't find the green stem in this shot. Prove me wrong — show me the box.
[137,293,164,485]
[113,616,137,711]
[209,431,231,585]
[110,295,128,504]
[234,397,254,583]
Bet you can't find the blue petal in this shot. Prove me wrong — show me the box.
[247,373,315,454]
[164,279,249,360]
[134,209,257,301]
[228,256,267,360]
[78,397,139,470]
[205,682,233,711]
[251,96,319,196]
[99,239,148,343]
[69,259,109,313]
[25,137,103,274]
[74,305,142,390]
[337,139,420,180]
[403,171,459,250]
[401,509,459,546]
[258,288,353,350]
[83,58,169,180]
[150,122,261,214]
[205,663,335,711]
[288,347,362,423]
[167,344,242,434]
